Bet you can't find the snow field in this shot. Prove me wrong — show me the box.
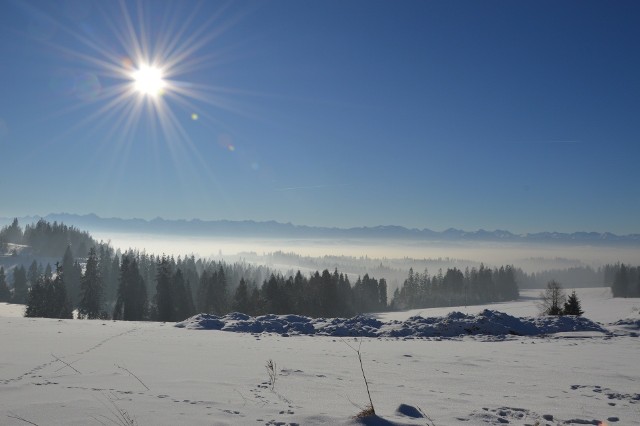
[0,288,638,425]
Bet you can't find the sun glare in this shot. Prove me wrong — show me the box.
[132,64,166,97]
[46,0,240,168]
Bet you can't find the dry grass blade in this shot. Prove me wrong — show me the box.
[265,359,277,391]
[94,393,139,426]
[7,412,40,425]
[115,364,149,391]
[341,338,376,417]
[51,353,81,374]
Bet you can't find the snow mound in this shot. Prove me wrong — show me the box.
[608,317,640,336]
[175,309,607,338]
[611,318,640,329]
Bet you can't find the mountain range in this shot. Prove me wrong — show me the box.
[2,213,640,246]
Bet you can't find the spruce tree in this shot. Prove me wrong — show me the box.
[173,268,195,321]
[24,263,72,319]
[249,286,262,316]
[51,263,73,319]
[213,266,228,314]
[155,256,174,321]
[62,246,81,307]
[0,267,11,302]
[4,218,23,244]
[25,277,47,317]
[27,260,40,290]
[196,270,210,313]
[563,291,584,316]
[12,265,28,304]
[233,278,250,313]
[78,247,104,319]
[378,278,388,309]
[113,255,147,321]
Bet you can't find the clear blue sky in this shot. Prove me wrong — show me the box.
[1,0,639,234]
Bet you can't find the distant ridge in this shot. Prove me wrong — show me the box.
[2,213,640,246]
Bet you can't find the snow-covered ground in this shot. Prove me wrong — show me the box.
[1,288,638,425]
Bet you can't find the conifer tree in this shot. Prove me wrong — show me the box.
[12,265,28,304]
[378,278,388,308]
[24,277,46,317]
[98,246,116,306]
[27,260,40,290]
[184,279,196,316]
[62,246,82,307]
[51,263,73,319]
[155,256,174,321]
[213,265,228,314]
[249,286,262,315]
[78,247,104,319]
[25,263,72,319]
[233,277,250,313]
[113,255,147,321]
[0,267,10,302]
[318,269,338,316]
[563,290,584,316]
[3,218,23,244]
[173,268,195,321]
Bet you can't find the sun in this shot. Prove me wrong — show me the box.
[132,64,166,97]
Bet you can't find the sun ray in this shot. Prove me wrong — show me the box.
[117,0,145,66]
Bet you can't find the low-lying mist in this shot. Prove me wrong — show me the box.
[93,231,640,274]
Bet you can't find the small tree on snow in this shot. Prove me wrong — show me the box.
[539,280,565,316]
[563,290,584,316]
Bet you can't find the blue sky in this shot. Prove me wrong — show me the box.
[0,0,639,234]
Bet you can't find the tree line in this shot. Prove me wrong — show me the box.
[8,247,389,321]
[604,263,640,297]
[9,218,626,323]
[390,264,519,310]
[0,218,96,257]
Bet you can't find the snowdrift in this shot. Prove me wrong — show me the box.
[175,309,607,338]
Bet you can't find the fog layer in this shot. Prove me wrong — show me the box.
[93,232,640,273]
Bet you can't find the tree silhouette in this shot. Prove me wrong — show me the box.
[25,263,72,319]
[0,267,10,302]
[563,290,584,316]
[113,255,147,321]
[155,256,174,321]
[233,278,250,313]
[12,265,28,304]
[78,247,104,319]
